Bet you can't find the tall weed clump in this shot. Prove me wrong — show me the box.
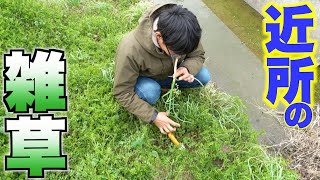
[0,0,297,179]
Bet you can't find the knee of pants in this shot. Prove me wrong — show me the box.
[134,77,161,105]
[195,67,211,86]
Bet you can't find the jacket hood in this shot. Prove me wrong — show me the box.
[134,3,176,58]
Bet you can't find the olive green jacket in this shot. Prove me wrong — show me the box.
[113,3,205,123]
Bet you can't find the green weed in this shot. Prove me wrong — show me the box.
[0,0,298,179]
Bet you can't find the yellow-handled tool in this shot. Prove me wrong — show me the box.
[168,133,185,149]
[168,133,180,146]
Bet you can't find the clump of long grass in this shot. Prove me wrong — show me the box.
[162,57,179,115]
[161,57,205,123]
[259,104,320,179]
[200,85,300,179]
[246,144,292,180]
[199,84,244,137]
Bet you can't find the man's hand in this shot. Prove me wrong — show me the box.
[175,67,194,83]
[154,112,181,134]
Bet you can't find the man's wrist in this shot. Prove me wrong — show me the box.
[150,110,158,124]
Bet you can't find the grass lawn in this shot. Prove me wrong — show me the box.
[0,0,298,179]
[203,0,320,104]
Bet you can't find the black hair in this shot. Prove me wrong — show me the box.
[157,5,202,55]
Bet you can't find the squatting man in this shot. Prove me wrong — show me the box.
[113,3,211,135]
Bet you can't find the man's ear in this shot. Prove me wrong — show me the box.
[155,31,162,39]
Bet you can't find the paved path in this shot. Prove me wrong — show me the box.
[152,0,286,144]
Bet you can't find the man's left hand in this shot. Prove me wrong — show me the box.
[175,67,194,83]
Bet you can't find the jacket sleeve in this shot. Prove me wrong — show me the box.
[113,45,157,123]
[180,42,205,75]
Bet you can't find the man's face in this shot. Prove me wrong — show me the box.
[155,31,178,57]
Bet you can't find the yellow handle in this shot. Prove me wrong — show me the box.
[168,133,180,146]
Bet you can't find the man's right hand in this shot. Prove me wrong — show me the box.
[154,112,181,134]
